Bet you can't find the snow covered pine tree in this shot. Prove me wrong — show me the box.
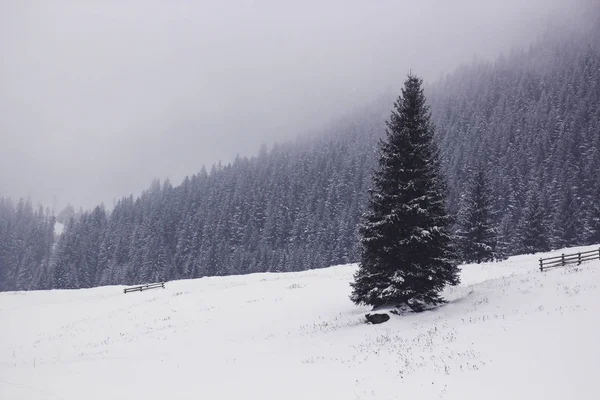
[456,167,498,263]
[351,73,459,312]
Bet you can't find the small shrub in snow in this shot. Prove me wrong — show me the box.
[286,283,304,290]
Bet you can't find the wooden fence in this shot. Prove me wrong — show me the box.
[124,282,165,294]
[539,247,600,272]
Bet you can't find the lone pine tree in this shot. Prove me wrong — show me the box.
[456,167,498,263]
[350,74,459,311]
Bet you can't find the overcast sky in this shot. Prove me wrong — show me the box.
[0,0,587,210]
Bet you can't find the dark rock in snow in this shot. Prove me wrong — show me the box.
[365,313,390,324]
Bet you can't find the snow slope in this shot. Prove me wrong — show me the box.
[1,245,599,400]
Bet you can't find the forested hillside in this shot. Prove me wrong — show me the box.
[34,116,384,288]
[2,18,600,291]
[431,20,600,254]
[0,198,55,291]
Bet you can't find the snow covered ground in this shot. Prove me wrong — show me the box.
[1,245,599,400]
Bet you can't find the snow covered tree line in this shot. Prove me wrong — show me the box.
[0,198,55,291]
[1,21,599,291]
[431,21,600,256]
[31,123,381,289]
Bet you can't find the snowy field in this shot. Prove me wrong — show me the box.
[1,245,600,400]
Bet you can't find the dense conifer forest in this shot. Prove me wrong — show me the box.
[1,20,599,291]
[0,199,55,291]
[431,21,600,254]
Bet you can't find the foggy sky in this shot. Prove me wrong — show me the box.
[0,0,586,210]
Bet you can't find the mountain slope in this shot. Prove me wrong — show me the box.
[4,11,600,292]
[431,18,600,252]
[2,245,599,399]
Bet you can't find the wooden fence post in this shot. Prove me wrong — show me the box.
[539,258,543,272]
[561,254,565,266]
[578,252,582,265]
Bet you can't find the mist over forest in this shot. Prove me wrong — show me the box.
[1,2,599,291]
[0,0,588,209]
